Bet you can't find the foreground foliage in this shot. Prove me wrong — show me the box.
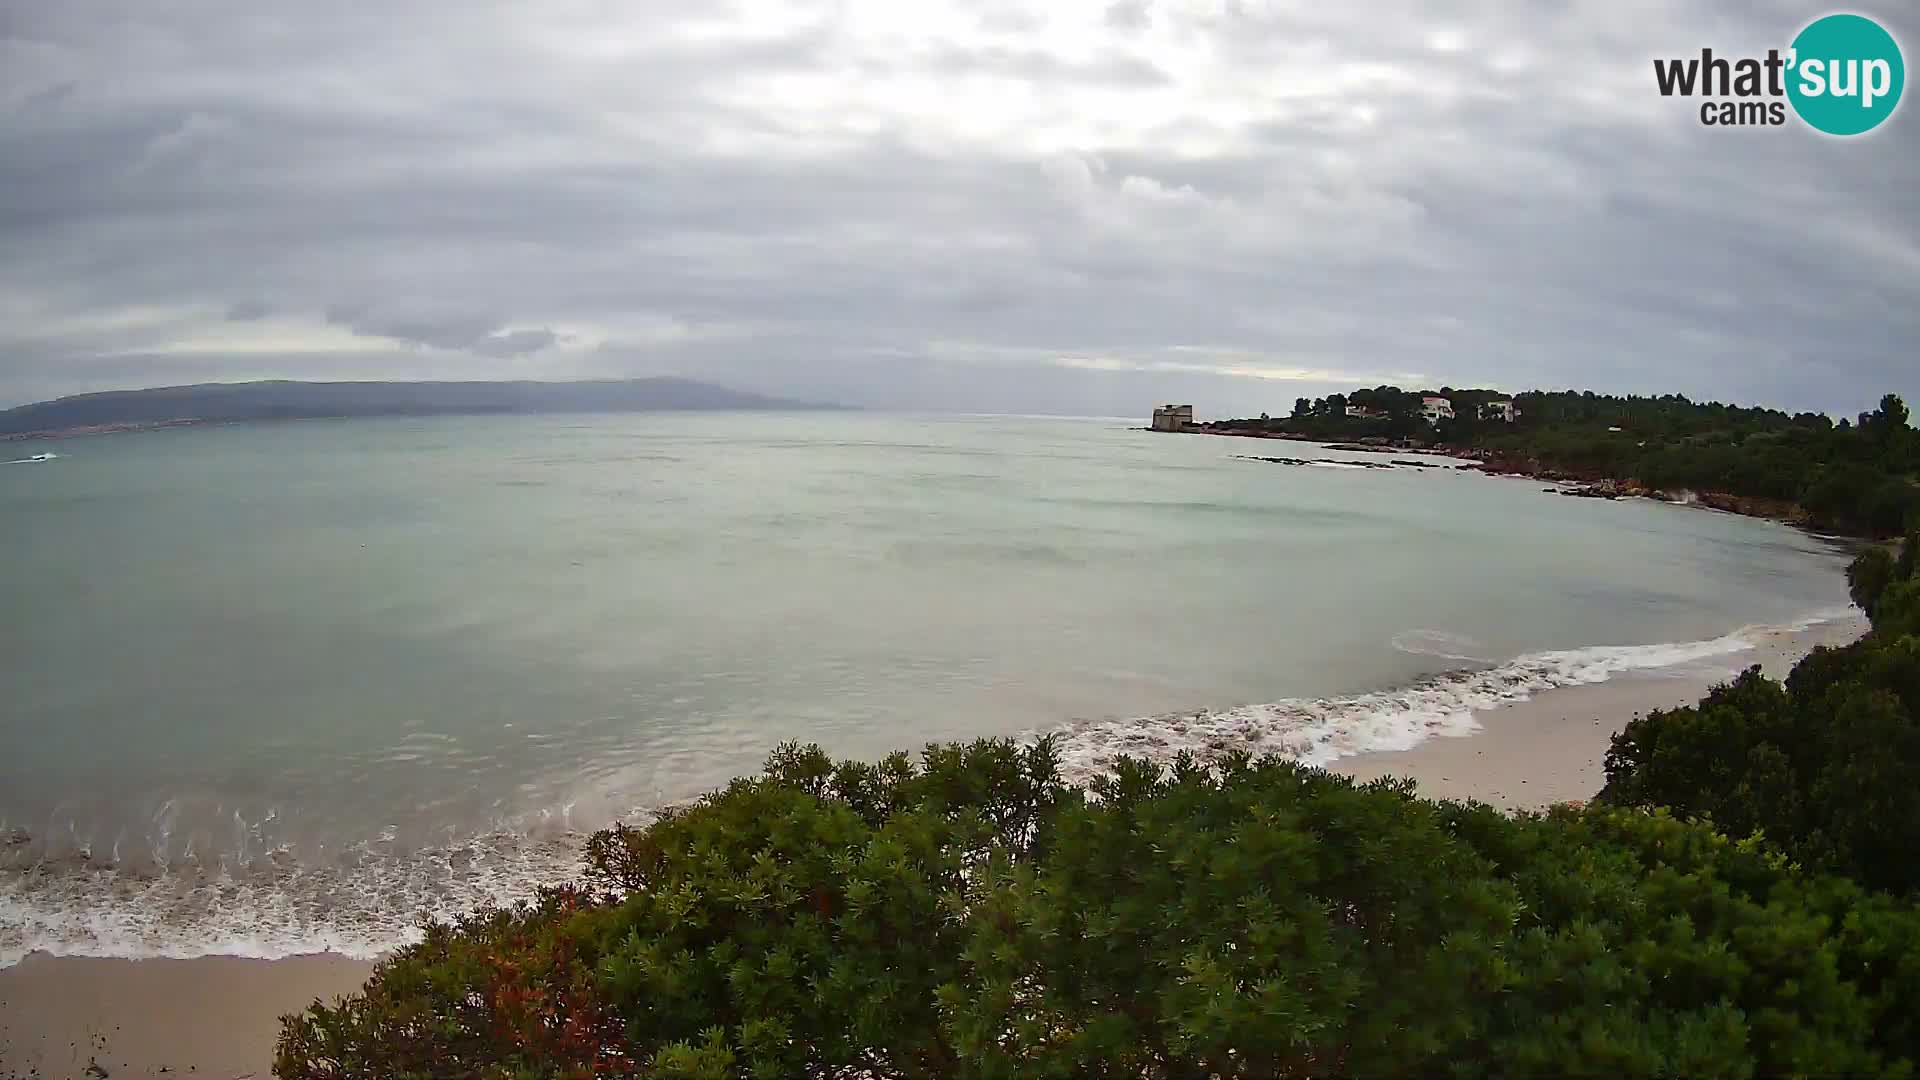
[1601,534,1920,895]
[280,735,1920,1078]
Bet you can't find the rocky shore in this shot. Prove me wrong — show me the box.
[0,418,204,443]
[1179,424,1816,529]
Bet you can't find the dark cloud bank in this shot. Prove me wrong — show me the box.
[0,0,1913,417]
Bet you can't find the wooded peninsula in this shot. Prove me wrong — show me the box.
[1187,386,1919,538]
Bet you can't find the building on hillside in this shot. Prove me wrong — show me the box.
[1480,399,1517,422]
[1151,404,1195,431]
[1419,396,1454,425]
[1344,405,1388,420]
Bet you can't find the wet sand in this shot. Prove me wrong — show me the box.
[1335,612,1867,811]
[0,953,371,1080]
[1334,674,1724,811]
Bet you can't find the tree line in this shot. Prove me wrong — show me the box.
[1208,388,1919,536]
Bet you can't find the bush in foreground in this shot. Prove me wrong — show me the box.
[1601,535,1920,894]
[278,739,1920,1079]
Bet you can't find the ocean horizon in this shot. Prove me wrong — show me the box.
[0,411,1855,965]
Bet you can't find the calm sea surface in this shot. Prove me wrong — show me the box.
[0,412,1852,962]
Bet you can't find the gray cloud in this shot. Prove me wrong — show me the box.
[471,329,561,359]
[1106,1,1151,31]
[322,304,558,357]
[909,43,1171,85]
[0,0,1914,417]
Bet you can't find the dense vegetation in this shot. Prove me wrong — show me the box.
[1599,533,1920,895]
[1212,389,1919,535]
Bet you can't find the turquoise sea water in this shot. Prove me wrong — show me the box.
[0,412,1853,962]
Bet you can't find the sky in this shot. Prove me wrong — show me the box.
[1,0,1915,418]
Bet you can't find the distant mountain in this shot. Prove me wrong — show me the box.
[0,378,839,437]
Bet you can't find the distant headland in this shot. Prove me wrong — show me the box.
[0,378,840,441]
[1146,386,1918,539]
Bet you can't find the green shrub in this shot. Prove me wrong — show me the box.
[1601,539,1920,895]
[1850,545,1898,615]
[279,740,1920,1079]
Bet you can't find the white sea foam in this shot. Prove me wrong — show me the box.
[0,607,1861,968]
[1390,628,1491,663]
[0,827,596,968]
[1035,607,1859,784]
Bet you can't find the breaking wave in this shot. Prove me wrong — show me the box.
[1037,607,1859,783]
[0,607,1860,968]
[0,826,608,969]
[1389,628,1491,663]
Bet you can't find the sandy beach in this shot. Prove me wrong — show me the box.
[0,953,371,1080]
[1335,612,1868,811]
[0,612,1868,1079]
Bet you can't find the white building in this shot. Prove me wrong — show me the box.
[1480,399,1517,422]
[1345,405,1388,420]
[1419,396,1454,425]
[1151,404,1194,431]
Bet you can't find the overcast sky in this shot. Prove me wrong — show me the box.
[1,0,1914,417]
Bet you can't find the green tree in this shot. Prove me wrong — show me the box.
[1849,545,1897,615]
[282,738,1920,1079]
[1881,393,1910,433]
[1601,539,1920,894]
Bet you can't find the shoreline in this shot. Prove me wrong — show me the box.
[1332,609,1867,811]
[0,610,1869,1079]
[0,418,207,444]
[1168,425,1831,534]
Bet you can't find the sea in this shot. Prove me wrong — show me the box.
[0,412,1855,965]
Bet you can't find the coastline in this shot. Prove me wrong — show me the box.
[1171,425,1826,532]
[0,418,206,444]
[0,611,1869,1079]
[1333,610,1868,811]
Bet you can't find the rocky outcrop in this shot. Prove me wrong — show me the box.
[1557,479,1654,500]
[1200,428,1816,531]
[1693,491,1810,524]
[1234,455,1394,469]
[1547,480,1810,525]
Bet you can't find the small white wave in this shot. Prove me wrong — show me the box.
[1390,628,1491,663]
[0,826,593,968]
[1033,608,1859,784]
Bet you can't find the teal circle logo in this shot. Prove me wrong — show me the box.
[1787,13,1904,135]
